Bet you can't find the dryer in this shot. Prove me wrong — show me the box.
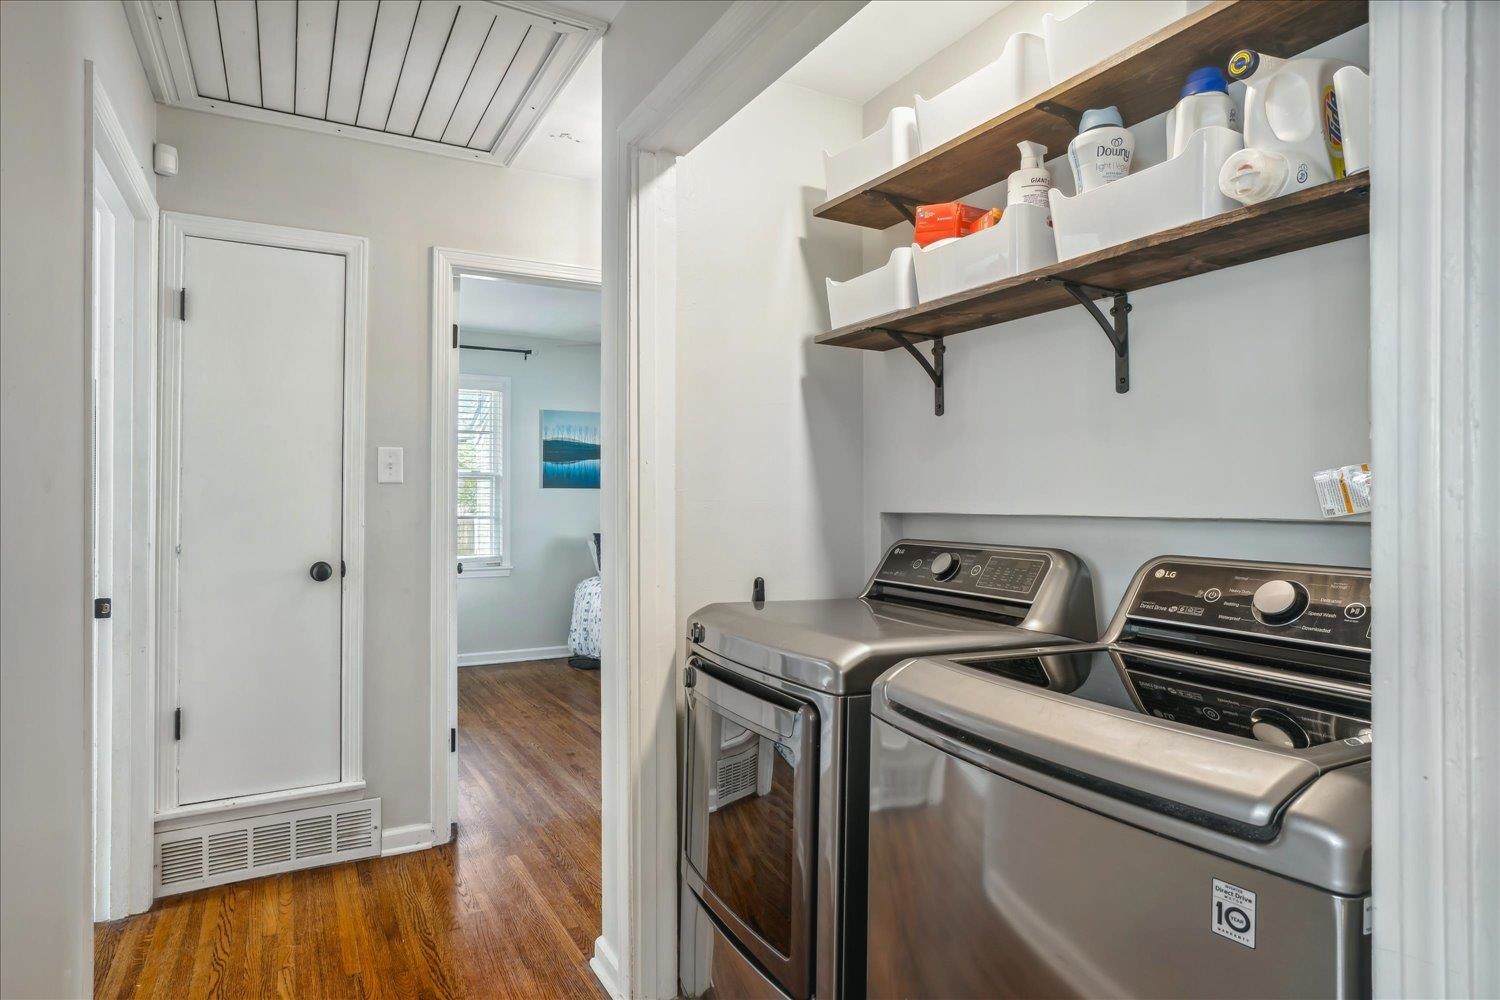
[679,539,1098,999]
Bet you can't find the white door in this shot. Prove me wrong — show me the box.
[174,236,346,805]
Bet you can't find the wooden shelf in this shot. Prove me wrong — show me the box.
[817,174,1370,350]
[813,0,1369,230]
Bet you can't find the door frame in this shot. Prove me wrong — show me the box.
[1368,3,1499,995]
[86,66,160,920]
[427,247,602,842]
[156,212,369,821]
[594,4,864,996]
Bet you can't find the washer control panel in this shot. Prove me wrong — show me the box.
[1127,670,1371,748]
[1125,560,1371,652]
[871,541,1051,603]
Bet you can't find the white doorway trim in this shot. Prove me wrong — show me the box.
[427,247,602,847]
[1368,2,1499,997]
[86,65,159,921]
[156,213,369,821]
[593,4,863,997]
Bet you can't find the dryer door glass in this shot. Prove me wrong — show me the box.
[683,663,817,999]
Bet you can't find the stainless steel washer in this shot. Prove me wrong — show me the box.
[867,556,1373,999]
[679,540,1098,1000]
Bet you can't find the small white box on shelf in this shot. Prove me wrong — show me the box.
[915,32,1049,153]
[1043,0,1193,86]
[826,247,917,330]
[823,107,920,202]
[912,204,1058,302]
[1049,126,1244,261]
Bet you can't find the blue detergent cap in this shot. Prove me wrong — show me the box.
[1181,66,1230,97]
[1078,106,1123,133]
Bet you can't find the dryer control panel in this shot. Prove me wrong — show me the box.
[869,541,1052,602]
[1124,560,1371,653]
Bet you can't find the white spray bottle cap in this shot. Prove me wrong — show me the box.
[1017,141,1046,168]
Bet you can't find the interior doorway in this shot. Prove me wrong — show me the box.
[87,70,158,922]
[428,249,603,832]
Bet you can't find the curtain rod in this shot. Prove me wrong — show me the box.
[458,343,532,360]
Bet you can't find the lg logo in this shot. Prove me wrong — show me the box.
[1154,568,1178,579]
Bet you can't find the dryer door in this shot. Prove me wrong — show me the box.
[683,659,818,999]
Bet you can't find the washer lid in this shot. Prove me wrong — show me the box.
[691,598,1068,694]
[876,655,1329,831]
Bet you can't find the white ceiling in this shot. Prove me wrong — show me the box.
[131,0,606,166]
[458,274,601,343]
[783,0,1014,104]
[510,41,600,179]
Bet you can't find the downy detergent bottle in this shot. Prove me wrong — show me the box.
[1217,49,1358,206]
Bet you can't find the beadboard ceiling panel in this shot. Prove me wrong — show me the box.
[128,0,605,166]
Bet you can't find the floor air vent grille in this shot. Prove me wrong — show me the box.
[154,798,381,897]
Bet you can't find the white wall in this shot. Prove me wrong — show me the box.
[458,336,600,658]
[0,3,157,995]
[674,80,868,629]
[154,106,600,833]
[844,4,1373,574]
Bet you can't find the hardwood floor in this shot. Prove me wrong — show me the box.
[94,660,604,999]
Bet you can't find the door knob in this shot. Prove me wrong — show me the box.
[309,561,334,582]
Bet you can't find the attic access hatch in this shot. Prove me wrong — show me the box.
[127,0,605,165]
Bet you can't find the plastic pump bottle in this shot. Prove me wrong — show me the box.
[1007,141,1052,211]
[1166,66,1240,158]
[1068,106,1134,193]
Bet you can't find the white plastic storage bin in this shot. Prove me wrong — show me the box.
[826,247,917,329]
[823,107,920,202]
[1043,1,1193,85]
[913,204,1058,302]
[1049,126,1243,261]
[915,32,1049,153]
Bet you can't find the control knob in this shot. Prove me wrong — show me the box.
[930,552,960,581]
[1249,707,1310,749]
[1252,579,1309,625]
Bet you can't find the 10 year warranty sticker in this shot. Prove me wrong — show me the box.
[1211,879,1257,948]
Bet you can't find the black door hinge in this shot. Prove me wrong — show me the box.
[93,597,112,619]
[452,323,458,349]
[450,727,457,753]
[174,708,182,741]
[178,288,187,322]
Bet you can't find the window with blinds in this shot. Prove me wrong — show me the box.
[457,374,510,569]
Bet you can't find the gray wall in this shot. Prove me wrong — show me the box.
[852,5,1372,579]
[458,336,600,657]
[154,106,600,833]
[1,4,158,995]
[676,80,867,630]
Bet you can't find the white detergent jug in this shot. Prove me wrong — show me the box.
[1218,49,1358,206]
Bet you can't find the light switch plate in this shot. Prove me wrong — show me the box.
[377,446,404,484]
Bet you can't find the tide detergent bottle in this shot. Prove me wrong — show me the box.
[1217,49,1359,206]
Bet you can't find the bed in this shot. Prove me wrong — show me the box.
[567,532,602,669]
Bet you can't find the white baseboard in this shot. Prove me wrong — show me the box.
[590,936,625,1000]
[380,822,434,857]
[458,644,571,667]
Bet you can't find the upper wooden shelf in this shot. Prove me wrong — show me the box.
[816,174,1370,351]
[813,0,1369,230]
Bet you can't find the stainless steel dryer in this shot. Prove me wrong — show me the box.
[866,556,1374,999]
[679,540,1098,1000]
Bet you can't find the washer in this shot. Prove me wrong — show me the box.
[866,556,1373,999]
[678,539,1098,1000]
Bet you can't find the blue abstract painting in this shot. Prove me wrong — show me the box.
[540,409,600,489]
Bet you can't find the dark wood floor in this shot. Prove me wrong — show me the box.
[94,659,604,999]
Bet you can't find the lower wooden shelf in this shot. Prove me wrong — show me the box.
[816,174,1371,351]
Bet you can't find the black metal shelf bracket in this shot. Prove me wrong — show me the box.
[871,190,919,225]
[885,331,946,415]
[1053,280,1131,393]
